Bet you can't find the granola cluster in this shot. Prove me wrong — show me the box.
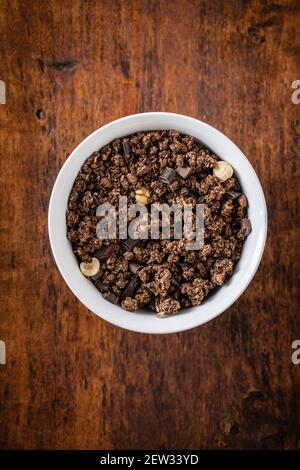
[67,130,251,317]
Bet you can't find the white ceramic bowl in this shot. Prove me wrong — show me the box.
[48,112,267,334]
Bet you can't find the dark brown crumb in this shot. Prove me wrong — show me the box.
[66,130,250,316]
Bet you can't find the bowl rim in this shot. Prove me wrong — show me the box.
[48,112,268,334]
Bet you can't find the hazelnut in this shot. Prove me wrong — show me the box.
[135,194,148,204]
[80,257,100,277]
[135,187,150,204]
[213,161,233,182]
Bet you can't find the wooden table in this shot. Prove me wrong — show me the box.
[1,0,300,450]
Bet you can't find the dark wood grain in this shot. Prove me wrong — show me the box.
[0,0,300,450]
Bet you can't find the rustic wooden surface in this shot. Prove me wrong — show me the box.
[0,0,300,450]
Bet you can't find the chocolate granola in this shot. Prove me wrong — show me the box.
[67,130,251,317]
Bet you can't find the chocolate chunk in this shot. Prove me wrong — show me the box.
[122,239,139,251]
[94,243,115,260]
[176,261,185,269]
[103,291,119,304]
[171,278,180,288]
[122,139,131,156]
[176,166,193,179]
[92,270,103,282]
[227,189,241,199]
[159,167,177,184]
[234,179,241,190]
[95,279,108,293]
[129,262,143,274]
[240,218,252,236]
[238,194,248,208]
[121,275,140,300]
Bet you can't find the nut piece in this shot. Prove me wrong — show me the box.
[136,187,150,197]
[135,194,148,204]
[213,161,234,182]
[135,187,150,204]
[80,257,100,277]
